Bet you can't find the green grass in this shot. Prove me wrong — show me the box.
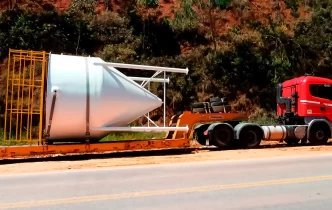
[0,128,167,146]
[0,128,41,146]
[100,132,166,142]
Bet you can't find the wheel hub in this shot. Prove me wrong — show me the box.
[316,130,324,140]
[247,131,257,144]
[216,130,228,140]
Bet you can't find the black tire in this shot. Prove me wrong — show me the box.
[191,102,205,108]
[211,105,224,113]
[284,139,300,146]
[192,107,205,113]
[210,97,221,103]
[308,123,330,145]
[210,124,234,148]
[238,127,262,149]
[211,101,227,106]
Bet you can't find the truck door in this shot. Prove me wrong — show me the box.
[309,84,332,121]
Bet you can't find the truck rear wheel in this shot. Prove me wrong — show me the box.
[238,127,262,149]
[209,124,234,149]
[308,124,329,145]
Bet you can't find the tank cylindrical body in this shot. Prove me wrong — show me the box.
[44,54,163,141]
[261,125,287,141]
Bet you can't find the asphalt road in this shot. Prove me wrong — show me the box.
[1,154,332,210]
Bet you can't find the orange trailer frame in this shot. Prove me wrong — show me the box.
[0,111,247,158]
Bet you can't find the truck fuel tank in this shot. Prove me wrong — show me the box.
[261,125,307,141]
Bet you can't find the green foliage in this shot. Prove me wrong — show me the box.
[96,43,139,63]
[169,0,198,32]
[90,11,140,61]
[1,0,332,129]
[285,0,299,12]
[136,0,158,8]
[69,0,97,15]
[213,0,232,9]
[248,112,278,125]
[0,7,96,57]
[294,1,332,77]
[129,13,182,58]
[284,0,300,17]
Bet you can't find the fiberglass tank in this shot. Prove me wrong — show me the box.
[44,54,163,141]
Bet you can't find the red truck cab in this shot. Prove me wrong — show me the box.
[277,76,332,124]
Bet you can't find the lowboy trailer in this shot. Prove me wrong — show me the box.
[0,49,331,159]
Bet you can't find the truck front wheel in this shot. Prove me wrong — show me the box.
[308,124,329,145]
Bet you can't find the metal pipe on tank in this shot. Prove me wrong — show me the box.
[141,70,162,88]
[129,76,170,83]
[93,62,189,74]
[91,126,189,132]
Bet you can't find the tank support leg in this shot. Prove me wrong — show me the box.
[43,90,57,150]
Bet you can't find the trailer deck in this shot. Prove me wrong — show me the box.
[0,138,194,158]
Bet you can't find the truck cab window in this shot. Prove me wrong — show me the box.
[309,84,332,100]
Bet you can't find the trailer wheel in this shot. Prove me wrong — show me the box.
[210,124,234,148]
[194,124,210,145]
[308,123,329,145]
[194,130,206,145]
[238,127,262,149]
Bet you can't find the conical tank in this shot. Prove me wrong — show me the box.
[44,54,163,141]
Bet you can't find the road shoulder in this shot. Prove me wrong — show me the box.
[1,142,332,175]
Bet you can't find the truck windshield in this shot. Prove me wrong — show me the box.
[309,84,332,100]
